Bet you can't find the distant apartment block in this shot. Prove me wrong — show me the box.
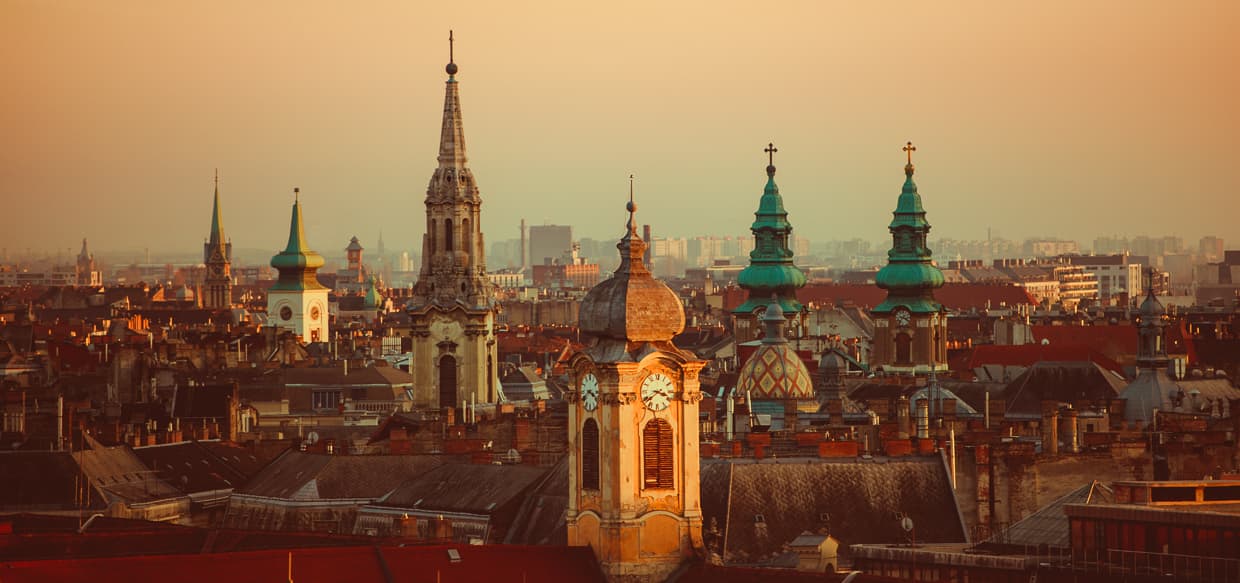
[527,225,572,267]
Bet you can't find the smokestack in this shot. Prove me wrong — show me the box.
[519,219,527,271]
[916,399,929,439]
[642,224,652,265]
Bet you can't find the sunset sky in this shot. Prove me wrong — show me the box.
[3,1,1237,260]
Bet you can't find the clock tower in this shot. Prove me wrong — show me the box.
[267,189,329,343]
[203,170,232,310]
[871,143,947,374]
[567,187,706,583]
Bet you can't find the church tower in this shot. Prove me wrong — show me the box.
[267,189,329,343]
[407,32,501,408]
[733,143,807,342]
[203,171,233,309]
[75,238,100,286]
[871,143,947,374]
[567,185,706,583]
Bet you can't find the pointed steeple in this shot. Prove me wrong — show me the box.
[78,238,91,261]
[438,30,468,170]
[208,169,226,249]
[1136,267,1168,367]
[614,174,650,278]
[271,188,326,291]
[735,142,806,316]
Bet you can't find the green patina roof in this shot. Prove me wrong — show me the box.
[735,164,806,315]
[208,182,226,248]
[874,163,943,313]
[270,197,326,291]
[364,277,381,309]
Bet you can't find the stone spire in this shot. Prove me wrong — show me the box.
[208,169,226,250]
[735,142,807,317]
[270,188,326,291]
[437,30,469,173]
[874,141,945,314]
[78,238,91,262]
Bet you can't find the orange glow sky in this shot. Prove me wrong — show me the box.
[2,1,1238,259]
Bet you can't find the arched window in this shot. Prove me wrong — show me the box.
[895,333,912,365]
[581,419,600,491]
[439,355,457,410]
[462,217,471,254]
[428,220,436,254]
[444,218,454,252]
[642,419,674,489]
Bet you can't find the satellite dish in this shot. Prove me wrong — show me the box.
[306,431,320,445]
[901,517,915,533]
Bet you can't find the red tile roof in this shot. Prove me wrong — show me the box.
[1030,325,1137,367]
[794,283,1036,312]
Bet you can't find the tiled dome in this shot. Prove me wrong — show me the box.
[736,300,813,400]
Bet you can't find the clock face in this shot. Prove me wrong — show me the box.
[580,373,599,412]
[310,306,321,321]
[640,373,675,412]
[895,309,911,327]
[280,306,293,321]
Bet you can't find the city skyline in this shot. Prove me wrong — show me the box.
[4,1,1238,255]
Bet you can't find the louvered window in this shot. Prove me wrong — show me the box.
[642,419,674,489]
[581,419,600,490]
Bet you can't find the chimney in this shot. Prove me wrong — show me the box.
[915,399,929,439]
[431,515,453,542]
[396,513,420,541]
[897,396,911,439]
[1063,408,1080,453]
[519,218,527,271]
[1042,401,1059,455]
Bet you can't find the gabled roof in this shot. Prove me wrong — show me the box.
[990,481,1112,548]
[379,463,549,515]
[1002,361,1126,419]
[132,440,254,495]
[237,451,449,500]
[699,457,966,564]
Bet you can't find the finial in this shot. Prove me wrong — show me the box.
[626,174,636,214]
[764,142,778,175]
[214,168,219,187]
[294,187,300,203]
[903,141,917,175]
[446,30,458,76]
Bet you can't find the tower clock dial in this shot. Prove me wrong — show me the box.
[580,373,599,412]
[895,309,911,327]
[640,373,675,411]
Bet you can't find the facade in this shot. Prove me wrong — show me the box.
[1065,253,1143,303]
[406,39,501,408]
[202,173,232,309]
[732,145,807,342]
[76,238,102,286]
[871,144,948,374]
[266,190,330,343]
[566,196,706,583]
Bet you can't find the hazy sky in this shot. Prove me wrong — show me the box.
[3,1,1238,260]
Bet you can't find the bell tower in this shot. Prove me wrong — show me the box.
[407,31,500,408]
[872,142,947,374]
[267,189,329,343]
[567,184,706,583]
[203,170,233,309]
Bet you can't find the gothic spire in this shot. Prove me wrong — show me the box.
[437,30,468,169]
[208,169,226,249]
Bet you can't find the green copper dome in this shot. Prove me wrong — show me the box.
[735,150,807,316]
[874,154,944,314]
[270,193,327,291]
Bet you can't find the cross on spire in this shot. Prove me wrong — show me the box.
[765,143,778,167]
[903,141,917,165]
[214,168,219,187]
[449,30,454,63]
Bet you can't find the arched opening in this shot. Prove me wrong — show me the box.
[581,419,600,491]
[429,220,436,254]
[895,333,912,365]
[642,419,674,489]
[444,218,454,252]
[462,217,471,254]
[439,355,457,410]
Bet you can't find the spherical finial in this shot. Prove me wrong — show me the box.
[626,200,637,213]
[766,164,776,176]
[446,62,458,76]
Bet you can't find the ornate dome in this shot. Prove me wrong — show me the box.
[736,300,814,400]
[579,198,685,343]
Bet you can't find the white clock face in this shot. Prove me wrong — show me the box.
[895,310,911,327]
[580,373,599,412]
[640,373,675,411]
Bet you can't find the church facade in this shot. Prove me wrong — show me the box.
[406,35,501,409]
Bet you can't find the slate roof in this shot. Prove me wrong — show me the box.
[1002,361,1126,419]
[504,456,569,545]
[282,365,414,387]
[989,481,1112,549]
[379,463,549,515]
[132,440,254,495]
[237,451,450,500]
[700,457,966,564]
[74,444,185,504]
[0,452,100,511]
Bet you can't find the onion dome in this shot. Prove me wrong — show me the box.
[735,143,807,316]
[874,142,945,314]
[579,188,685,343]
[363,276,381,309]
[737,298,814,400]
[270,189,327,291]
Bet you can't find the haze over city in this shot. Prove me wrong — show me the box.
[4,0,1238,257]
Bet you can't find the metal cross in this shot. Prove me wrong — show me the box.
[904,141,916,164]
[765,143,778,166]
[629,173,634,204]
[449,30,454,63]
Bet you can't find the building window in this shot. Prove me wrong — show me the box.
[581,419,600,490]
[439,355,458,410]
[444,218,454,252]
[312,390,342,410]
[643,419,674,489]
[895,333,912,365]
